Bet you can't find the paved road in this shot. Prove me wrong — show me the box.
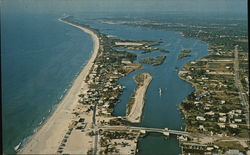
[99,126,190,136]
[92,102,98,155]
[234,45,249,128]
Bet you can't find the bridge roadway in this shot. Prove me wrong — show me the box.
[98,126,190,136]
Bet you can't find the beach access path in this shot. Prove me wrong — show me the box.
[20,18,100,154]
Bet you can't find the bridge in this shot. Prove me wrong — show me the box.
[98,126,190,136]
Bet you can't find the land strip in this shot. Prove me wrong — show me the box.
[59,16,144,154]
[126,72,152,123]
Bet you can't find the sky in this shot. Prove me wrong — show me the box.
[1,0,248,17]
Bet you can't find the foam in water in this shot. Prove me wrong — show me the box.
[14,142,21,152]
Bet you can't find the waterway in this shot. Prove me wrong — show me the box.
[85,21,208,154]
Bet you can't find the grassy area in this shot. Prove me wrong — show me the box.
[140,55,166,66]
[214,141,246,152]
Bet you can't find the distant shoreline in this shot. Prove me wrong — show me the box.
[19,18,100,154]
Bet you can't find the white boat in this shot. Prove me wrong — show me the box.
[14,142,21,152]
[159,88,162,96]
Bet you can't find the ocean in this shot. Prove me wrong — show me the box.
[2,1,94,153]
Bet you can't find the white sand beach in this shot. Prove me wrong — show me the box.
[127,73,152,123]
[19,18,100,154]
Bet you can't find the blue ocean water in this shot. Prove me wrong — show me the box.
[1,4,93,154]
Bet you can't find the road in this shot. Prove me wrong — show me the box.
[234,45,249,128]
[92,102,98,155]
[99,126,190,136]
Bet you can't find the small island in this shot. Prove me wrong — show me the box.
[159,48,170,53]
[181,49,192,53]
[178,49,192,59]
[140,55,166,66]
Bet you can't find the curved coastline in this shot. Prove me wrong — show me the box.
[19,18,100,154]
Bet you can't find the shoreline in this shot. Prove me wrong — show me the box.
[126,72,152,123]
[19,18,100,154]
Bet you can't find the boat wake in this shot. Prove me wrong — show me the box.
[159,88,162,96]
[14,142,21,152]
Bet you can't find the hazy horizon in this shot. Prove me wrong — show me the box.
[2,0,247,17]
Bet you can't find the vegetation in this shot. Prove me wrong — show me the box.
[140,55,166,66]
[178,49,192,59]
[178,53,191,59]
[159,49,170,53]
[181,49,192,53]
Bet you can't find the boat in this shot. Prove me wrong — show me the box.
[14,142,21,152]
[159,88,162,96]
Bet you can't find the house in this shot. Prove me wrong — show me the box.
[194,101,200,105]
[196,116,206,121]
[187,76,192,80]
[201,77,209,80]
[178,136,188,141]
[219,113,226,116]
[204,107,210,110]
[234,119,242,123]
[98,100,104,104]
[199,125,205,131]
[206,147,214,151]
[217,123,225,129]
[121,59,132,64]
[229,124,238,128]
[235,110,242,114]
[219,117,227,122]
[205,111,215,116]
